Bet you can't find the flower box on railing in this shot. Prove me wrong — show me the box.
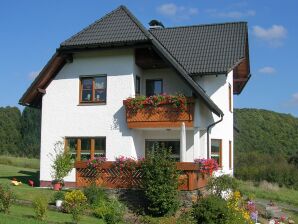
[123,94,195,128]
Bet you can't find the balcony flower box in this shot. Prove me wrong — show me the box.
[123,94,194,128]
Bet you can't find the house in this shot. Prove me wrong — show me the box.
[19,6,250,189]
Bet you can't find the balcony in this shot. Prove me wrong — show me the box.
[123,95,194,129]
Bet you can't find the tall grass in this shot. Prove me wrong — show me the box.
[0,156,39,170]
[238,180,298,206]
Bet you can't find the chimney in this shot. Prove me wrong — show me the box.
[149,20,165,29]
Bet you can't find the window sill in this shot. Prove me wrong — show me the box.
[78,102,106,106]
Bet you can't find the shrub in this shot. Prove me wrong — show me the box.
[0,183,14,213]
[52,191,65,202]
[49,141,73,184]
[33,196,48,221]
[64,190,87,223]
[206,175,239,198]
[192,195,230,224]
[83,184,107,206]
[94,198,125,224]
[141,144,180,216]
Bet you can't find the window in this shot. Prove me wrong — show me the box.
[145,140,180,161]
[211,139,222,167]
[146,79,163,96]
[80,75,107,103]
[65,137,106,161]
[135,76,141,95]
[229,84,232,112]
[229,141,232,170]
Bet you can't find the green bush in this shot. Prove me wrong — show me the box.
[33,196,48,221]
[52,191,65,202]
[141,144,180,216]
[93,198,125,224]
[192,195,230,224]
[0,183,14,213]
[64,190,87,223]
[49,141,73,183]
[83,184,107,206]
[206,175,239,197]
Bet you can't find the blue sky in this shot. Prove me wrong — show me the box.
[0,0,297,116]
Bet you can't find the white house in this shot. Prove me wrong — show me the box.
[20,6,250,188]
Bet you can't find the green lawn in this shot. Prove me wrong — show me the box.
[238,180,298,207]
[0,164,57,202]
[0,204,102,224]
[0,155,39,169]
[0,163,104,223]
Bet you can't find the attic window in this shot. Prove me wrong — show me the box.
[80,75,107,104]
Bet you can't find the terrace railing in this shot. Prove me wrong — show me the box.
[75,161,208,191]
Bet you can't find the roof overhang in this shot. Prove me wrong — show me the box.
[19,53,70,107]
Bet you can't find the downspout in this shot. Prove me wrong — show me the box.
[206,114,224,158]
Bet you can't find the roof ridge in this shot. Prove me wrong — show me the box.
[60,6,129,46]
[151,21,247,31]
[119,5,150,40]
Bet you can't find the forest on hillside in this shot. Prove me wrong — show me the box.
[0,106,298,188]
[234,108,298,189]
[0,106,41,157]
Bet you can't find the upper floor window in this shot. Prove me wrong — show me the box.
[136,76,141,95]
[146,79,163,96]
[80,75,107,104]
[211,139,222,167]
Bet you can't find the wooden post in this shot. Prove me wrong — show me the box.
[77,139,81,161]
[91,138,95,160]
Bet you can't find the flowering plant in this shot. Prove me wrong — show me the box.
[123,93,189,113]
[114,156,144,172]
[227,191,253,224]
[87,157,106,169]
[194,158,219,175]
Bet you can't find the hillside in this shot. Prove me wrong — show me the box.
[234,108,298,188]
[234,108,298,156]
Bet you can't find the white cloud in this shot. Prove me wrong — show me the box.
[258,66,276,74]
[28,71,40,80]
[207,9,256,18]
[157,3,198,20]
[253,25,287,47]
[285,93,298,107]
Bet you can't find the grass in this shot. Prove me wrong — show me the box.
[0,155,39,169]
[0,204,102,224]
[0,164,58,202]
[238,180,298,207]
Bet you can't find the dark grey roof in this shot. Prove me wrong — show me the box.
[61,6,149,48]
[149,22,247,75]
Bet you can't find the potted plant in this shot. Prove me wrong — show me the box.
[49,141,73,191]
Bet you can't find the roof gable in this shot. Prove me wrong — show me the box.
[149,22,247,75]
[61,6,149,48]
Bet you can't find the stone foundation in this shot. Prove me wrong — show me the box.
[39,180,76,188]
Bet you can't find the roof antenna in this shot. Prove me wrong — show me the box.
[149,20,165,29]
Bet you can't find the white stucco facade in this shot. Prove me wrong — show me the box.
[40,49,234,183]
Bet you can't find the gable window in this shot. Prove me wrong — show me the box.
[136,76,141,95]
[146,79,163,96]
[65,137,106,161]
[145,140,180,161]
[211,139,222,167]
[229,84,232,112]
[80,75,107,103]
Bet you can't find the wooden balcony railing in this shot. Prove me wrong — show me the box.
[123,97,194,128]
[75,161,208,191]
